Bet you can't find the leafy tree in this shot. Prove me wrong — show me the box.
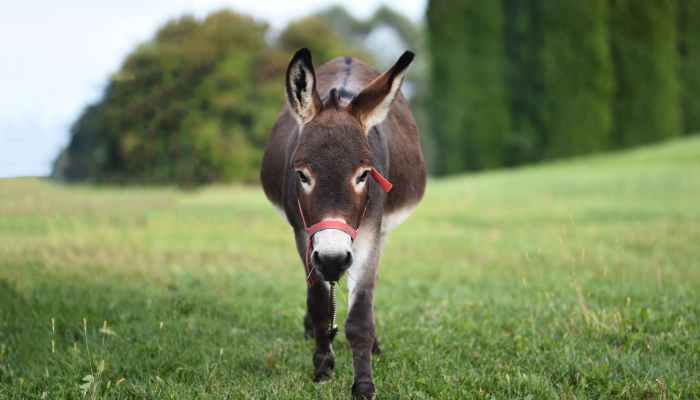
[279,16,367,64]
[54,11,273,184]
[317,5,421,56]
[54,10,359,185]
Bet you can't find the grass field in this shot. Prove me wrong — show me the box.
[1,137,700,399]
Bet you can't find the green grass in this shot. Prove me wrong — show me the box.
[2,137,700,399]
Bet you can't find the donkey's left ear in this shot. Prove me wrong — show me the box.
[349,51,414,133]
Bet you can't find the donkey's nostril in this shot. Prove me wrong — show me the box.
[343,252,353,269]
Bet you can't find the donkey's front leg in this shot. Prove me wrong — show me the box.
[346,286,377,399]
[307,282,335,382]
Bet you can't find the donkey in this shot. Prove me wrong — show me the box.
[261,48,426,399]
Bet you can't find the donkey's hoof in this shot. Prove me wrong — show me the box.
[313,351,335,383]
[351,382,375,399]
[313,368,334,383]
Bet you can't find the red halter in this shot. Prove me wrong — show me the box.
[298,167,392,286]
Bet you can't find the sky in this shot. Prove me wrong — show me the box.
[0,0,426,178]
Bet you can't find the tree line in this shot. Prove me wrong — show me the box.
[55,3,697,184]
[427,0,700,174]
[53,7,425,185]
[53,11,367,185]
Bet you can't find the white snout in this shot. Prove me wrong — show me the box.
[312,228,353,259]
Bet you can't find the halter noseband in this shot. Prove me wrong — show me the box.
[298,167,392,287]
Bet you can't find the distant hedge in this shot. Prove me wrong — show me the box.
[503,0,543,166]
[427,0,510,173]
[540,0,613,158]
[428,0,694,175]
[610,0,680,147]
[679,0,700,135]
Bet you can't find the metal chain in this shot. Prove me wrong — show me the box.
[328,282,338,340]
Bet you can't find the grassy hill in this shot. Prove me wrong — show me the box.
[1,137,699,398]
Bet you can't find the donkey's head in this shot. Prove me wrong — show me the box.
[285,48,413,282]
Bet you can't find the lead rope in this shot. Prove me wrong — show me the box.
[329,282,338,340]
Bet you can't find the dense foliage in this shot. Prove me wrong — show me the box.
[428,0,696,175]
[55,3,700,182]
[610,0,680,147]
[53,11,362,185]
[678,0,700,135]
[539,1,613,158]
[502,0,545,166]
[427,1,510,173]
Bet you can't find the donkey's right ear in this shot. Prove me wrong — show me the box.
[286,48,322,126]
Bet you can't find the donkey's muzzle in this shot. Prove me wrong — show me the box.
[312,250,353,282]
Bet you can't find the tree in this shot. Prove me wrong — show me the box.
[54,10,360,185]
[427,0,685,174]
[503,0,545,165]
[538,0,613,158]
[278,16,367,65]
[610,0,681,146]
[678,0,700,135]
[427,0,510,173]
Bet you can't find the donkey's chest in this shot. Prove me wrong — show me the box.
[381,203,419,234]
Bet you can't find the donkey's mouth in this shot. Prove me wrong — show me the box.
[312,249,353,282]
[311,227,353,282]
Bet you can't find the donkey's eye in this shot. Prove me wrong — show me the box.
[297,170,310,184]
[356,170,369,184]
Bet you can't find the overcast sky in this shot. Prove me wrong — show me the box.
[0,0,426,178]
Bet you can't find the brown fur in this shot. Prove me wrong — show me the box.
[262,55,425,216]
[261,50,426,399]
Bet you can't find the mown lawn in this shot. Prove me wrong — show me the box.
[1,138,700,399]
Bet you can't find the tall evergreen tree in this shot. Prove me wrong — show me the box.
[610,0,681,146]
[427,0,510,174]
[678,0,700,135]
[503,0,544,166]
[538,0,613,158]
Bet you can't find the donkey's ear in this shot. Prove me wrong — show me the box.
[286,48,322,125]
[349,51,414,133]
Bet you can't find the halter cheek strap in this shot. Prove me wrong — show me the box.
[299,167,392,287]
